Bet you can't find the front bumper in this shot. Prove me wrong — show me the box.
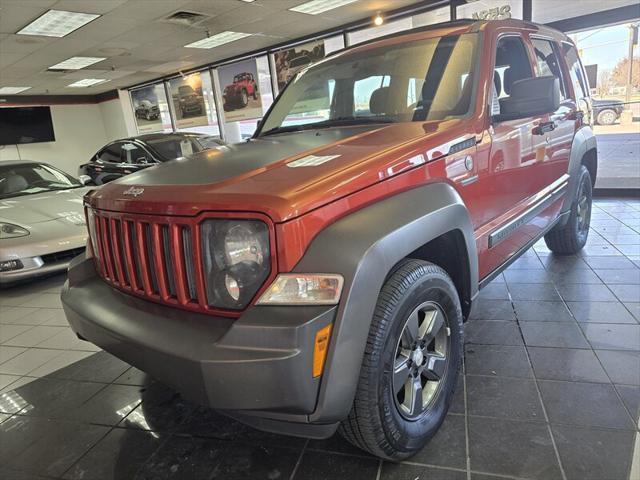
[61,256,339,438]
[0,254,77,284]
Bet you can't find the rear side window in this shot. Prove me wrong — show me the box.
[562,42,589,100]
[122,143,152,164]
[97,144,122,163]
[530,38,567,100]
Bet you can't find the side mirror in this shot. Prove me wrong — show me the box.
[492,76,560,122]
[78,174,93,186]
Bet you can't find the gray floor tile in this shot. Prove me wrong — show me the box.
[0,307,39,324]
[464,344,532,378]
[608,283,640,302]
[466,375,544,420]
[2,326,66,348]
[468,299,515,321]
[508,283,561,301]
[468,416,562,479]
[615,385,639,425]
[464,321,524,346]
[0,324,32,344]
[408,414,466,469]
[594,269,640,285]
[538,380,635,429]
[595,350,640,385]
[504,269,552,284]
[578,244,623,257]
[514,300,573,322]
[582,256,638,269]
[567,301,637,323]
[556,283,618,302]
[0,345,27,364]
[16,294,64,309]
[540,255,589,272]
[505,256,544,269]
[27,350,94,378]
[528,347,609,383]
[581,323,640,351]
[0,373,21,390]
[381,464,466,480]
[520,322,589,348]
[37,327,100,351]
[0,348,63,376]
[549,269,603,284]
[623,302,640,321]
[477,283,509,300]
[551,425,635,480]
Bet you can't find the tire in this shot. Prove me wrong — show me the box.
[145,111,151,120]
[240,89,248,107]
[339,259,463,461]
[252,86,258,100]
[544,165,592,254]
[596,109,617,126]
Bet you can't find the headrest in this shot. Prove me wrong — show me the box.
[369,86,391,115]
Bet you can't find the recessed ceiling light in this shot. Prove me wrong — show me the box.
[17,10,100,38]
[185,31,251,49]
[0,87,31,94]
[239,0,256,2]
[289,0,358,15]
[67,78,110,88]
[49,56,106,70]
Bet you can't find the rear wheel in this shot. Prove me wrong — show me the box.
[544,165,592,254]
[339,259,463,461]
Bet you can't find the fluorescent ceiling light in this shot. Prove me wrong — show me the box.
[239,0,256,2]
[289,0,358,15]
[0,87,31,94]
[17,10,100,37]
[185,31,251,49]
[67,78,110,88]
[49,56,106,70]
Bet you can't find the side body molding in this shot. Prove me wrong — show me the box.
[561,126,597,218]
[293,182,478,423]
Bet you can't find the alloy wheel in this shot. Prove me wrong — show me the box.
[393,301,450,419]
[576,180,591,236]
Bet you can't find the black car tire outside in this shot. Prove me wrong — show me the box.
[596,108,618,126]
[240,89,249,107]
[544,165,592,254]
[339,259,463,461]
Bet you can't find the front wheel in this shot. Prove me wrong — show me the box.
[339,259,463,461]
[544,165,592,254]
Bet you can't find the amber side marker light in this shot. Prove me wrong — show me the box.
[313,323,333,378]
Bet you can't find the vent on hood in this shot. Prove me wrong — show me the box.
[161,11,210,27]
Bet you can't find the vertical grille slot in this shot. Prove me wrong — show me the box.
[161,225,176,297]
[144,223,159,294]
[182,227,198,301]
[123,220,142,291]
[113,219,130,286]
[100,216,116,281]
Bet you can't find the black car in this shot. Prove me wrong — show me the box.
[592,98,625,125]
[79,132,225,185]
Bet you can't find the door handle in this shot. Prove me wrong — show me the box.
[533,121,556,135]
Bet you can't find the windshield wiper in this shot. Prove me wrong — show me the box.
[260,116,395,137]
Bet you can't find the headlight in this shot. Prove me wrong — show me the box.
[0,222,29,239]
[201,219,270,310]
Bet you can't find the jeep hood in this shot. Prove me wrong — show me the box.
[89,120,470,222]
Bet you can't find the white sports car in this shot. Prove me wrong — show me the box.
[0,160,90,285]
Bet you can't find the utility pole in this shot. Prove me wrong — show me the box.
[625,24,636,105]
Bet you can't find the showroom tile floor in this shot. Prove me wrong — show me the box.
[0,197,638,480]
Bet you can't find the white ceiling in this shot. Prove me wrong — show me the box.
[0,0,424,95]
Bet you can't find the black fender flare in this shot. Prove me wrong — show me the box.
[561,126,597,217]
[292,182,478,423]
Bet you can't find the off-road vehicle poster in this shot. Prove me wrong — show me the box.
[274,39,325,92]
[168,73,208,129]
[218,58,263,122]
[131,85,163,133]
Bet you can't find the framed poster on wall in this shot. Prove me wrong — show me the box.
[273,39,326,92]
[168,72,208,129]
[218,58,264,122]
[131,86,163,133]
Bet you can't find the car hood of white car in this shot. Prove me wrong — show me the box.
[0,187,91,227]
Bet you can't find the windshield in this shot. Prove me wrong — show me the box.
[259,33,478,136]
[0,163,82,199]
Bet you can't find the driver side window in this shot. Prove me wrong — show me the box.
[98,144,123,163]
[122,143,152,165]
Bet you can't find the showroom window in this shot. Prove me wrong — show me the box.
[531,0,635,24]
[130,83,172,134]
[530,38,568,100]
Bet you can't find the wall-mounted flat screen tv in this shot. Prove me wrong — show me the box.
[0,106,56,145]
